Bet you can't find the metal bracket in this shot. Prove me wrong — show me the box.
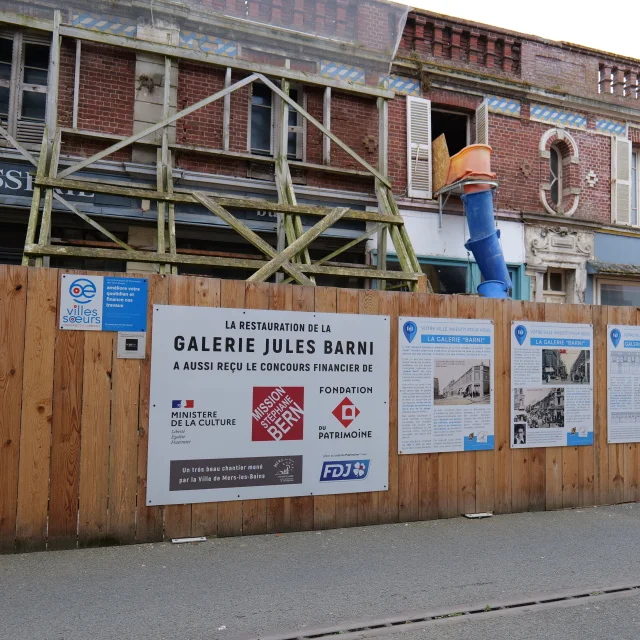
[435,179,499,228]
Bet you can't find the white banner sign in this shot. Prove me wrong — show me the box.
[607,325,640,444]
[147,306,390,505]
[398,317,494,454]
[511,321,593,449]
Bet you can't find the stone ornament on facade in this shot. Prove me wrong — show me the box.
[525,225,594,304]
[538,126,581,217]
[585,170,598,187]
[520,159,532,177]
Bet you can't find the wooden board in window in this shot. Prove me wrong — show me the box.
[432,133,450,196]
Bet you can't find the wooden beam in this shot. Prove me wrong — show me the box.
[256,74,393,189]
[57,74,259,179]
[54,23,394,99]
[36,177,405,223]
[45,11,61,149]
[22,132,48,265]
[223,67,231,152]
[23,244,417,281]
[249,207,348,282]
[72,40,81,130]
[323,87,331,165]
[192,191,315,286]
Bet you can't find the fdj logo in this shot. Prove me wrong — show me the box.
[69,278,97,304]
[320,460,370,482]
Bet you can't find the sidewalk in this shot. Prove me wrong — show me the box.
[3,504,640,640]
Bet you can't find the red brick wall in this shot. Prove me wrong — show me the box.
[60,134,132,163]
[489,106,611,223]
[61,42,135,136]
[388,96,407,193]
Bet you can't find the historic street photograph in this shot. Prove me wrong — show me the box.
[434,359,491,406]
[541,349,590,384]
[513,387,565,429]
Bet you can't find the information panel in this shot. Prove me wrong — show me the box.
[60,274,148,331]
[511,321,593,449]
[398,317,494,454]
[147,306,390,505]
[607,325,640,444]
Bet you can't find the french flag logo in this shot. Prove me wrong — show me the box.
[172,400,194,408]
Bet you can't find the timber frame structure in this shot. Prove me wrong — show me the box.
[2,9,425,291]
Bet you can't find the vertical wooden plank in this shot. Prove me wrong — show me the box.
[493,296,512,514]
[107,271,143,545]
[417,294,439,521]
[78,330,114,547]
[455,296,477,516]
[190,277,223,538]
[216,279,246,537]
[592,304,609,506]
[0,266,27,552]
[568,303,595,508]
[289,285,315,532]
[544,302,564,510]
[15,268,58,551]
[475,297,496,514]
[357,288,380,526]
[312,286,337,530]
[608,305,635,504]
[163,275,195,539]
[379,291,400,524]
[397,290,420,522]
[48,271,85,550]
[335,288,361,528]
[241,282,271,536]
[136,274,169,544]
[434,295,459,519]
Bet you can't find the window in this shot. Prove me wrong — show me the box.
[0,31,50,145]
[423,262,467,294]
[249,83,303,159]
[598,279,640,307]
[431,109,469,156]
[549,144,562,206]
[542,268,567,303]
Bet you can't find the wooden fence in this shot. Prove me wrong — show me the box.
[0,265,635,552]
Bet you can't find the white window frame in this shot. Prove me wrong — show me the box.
[247,82,305,160]
[0,29,50,146]
[597,276,640,306]
[549,143,563,208]
[543,268,567,302]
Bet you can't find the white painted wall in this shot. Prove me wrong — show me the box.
[369,209,525,264]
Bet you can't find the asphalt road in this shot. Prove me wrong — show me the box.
[3,504,640,640]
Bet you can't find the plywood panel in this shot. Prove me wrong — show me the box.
[216,279,246,537]
[432,133,450,195]
[190,277,223,539]
[312,286,337,531]
[48,271,85,550]
[15,268,58,551]
[0,266,27,552]
[241,282,271,537]
[78,330,114,546]
[289,285,316,532]
[379,291,401,524]
[163,275,195,540]
[136,274,169,543]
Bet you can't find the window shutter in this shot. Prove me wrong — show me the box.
[476,98,489,145]
[611,136,631,224]
[406,96,432,199]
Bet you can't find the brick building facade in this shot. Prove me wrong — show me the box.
[0,3,639,304]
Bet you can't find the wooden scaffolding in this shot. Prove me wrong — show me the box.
[4,10,425,291]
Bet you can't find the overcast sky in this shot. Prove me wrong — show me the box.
[400,1,639,60]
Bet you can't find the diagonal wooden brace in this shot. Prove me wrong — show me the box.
[58,74,259,179]
[192,191,314,286]
[249,207,348,282]
[0,124,133,251]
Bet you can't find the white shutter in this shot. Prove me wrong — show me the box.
[611,136,632,224]
[406,96,432,199]
[476,98,489,145]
